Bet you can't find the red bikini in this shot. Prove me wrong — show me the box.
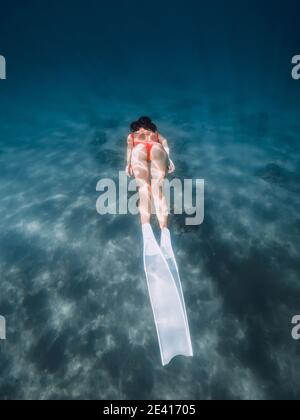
[131,130,160,162]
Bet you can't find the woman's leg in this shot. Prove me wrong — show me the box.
[150,144,169,229]
[131,144,151,225]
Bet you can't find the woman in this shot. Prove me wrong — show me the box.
[126,116,175,229]
[126,117,193,366]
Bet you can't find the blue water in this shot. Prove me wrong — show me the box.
[0,0,300,400]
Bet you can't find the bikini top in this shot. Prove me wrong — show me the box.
[131,130,160,146]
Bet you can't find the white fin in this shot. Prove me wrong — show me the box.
[160,227,193,356]
[142,224,193,366]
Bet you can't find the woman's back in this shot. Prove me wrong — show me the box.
[131,128,159,144]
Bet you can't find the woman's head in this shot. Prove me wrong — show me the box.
[130,116,157,133]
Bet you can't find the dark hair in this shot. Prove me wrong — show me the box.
[130,121,140,132]
[130,116,157,133]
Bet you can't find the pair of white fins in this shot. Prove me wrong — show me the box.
[142,223,193,366]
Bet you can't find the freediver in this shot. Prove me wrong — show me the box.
[125,116,193,366]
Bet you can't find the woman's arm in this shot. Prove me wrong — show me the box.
[126,134,134,177]
[158,133,175,174]
[158,133,170,156]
